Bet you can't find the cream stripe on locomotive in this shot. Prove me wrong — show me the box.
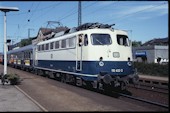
[36,29,132,62]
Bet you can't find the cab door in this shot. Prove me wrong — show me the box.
[76,34,84,71]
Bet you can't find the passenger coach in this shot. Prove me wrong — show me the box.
[7,44,34,71]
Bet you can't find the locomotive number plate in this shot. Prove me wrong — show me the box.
[111,69,123,72]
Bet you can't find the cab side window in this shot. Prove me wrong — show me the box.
[84,34,88,46]
[78,34,83,46]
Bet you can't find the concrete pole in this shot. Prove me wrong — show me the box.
[4,12,7,75]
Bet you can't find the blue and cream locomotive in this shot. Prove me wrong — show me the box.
[7,23,139,90]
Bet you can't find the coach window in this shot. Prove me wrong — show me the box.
[28,52,31,59]
[28,52,30,59]
[27,52,29,59]
[22,52,24,60]
[55,41,60,49]
[50,42,54,49]
[61,39,66,48]
[25,52,27,59]
[40,45,41,51]
[38,45,41,51]
[68,37,76,48]
[46,43,49,50]
[18,53,20,59]
[30,51,33,59]
[24,52,26,59]
[42,44,44,51]
[26,52,28,59]
[84,34,88,46]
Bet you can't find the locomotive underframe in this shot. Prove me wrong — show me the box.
[95,68,139,90]
[33,66,139,91]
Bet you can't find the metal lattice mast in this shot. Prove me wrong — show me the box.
[78,1,81,27]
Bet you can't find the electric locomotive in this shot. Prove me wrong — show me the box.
[34,23,139,90]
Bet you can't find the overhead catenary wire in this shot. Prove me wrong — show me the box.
[1,2,167,45]
[23,2,62,28]
[18,2,62,41]
[5,2,56,43]
[27,2,40,22]
[13,2,40,42]
[69,1,119,24]
[59,1,98,26]
[83,1,118,18]
[0,2,61,17]
[59,1,97,22]
[102,2,167,24]
[12,3,35,41]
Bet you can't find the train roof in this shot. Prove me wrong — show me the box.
[7,44,34,54]
[37,28,128,45]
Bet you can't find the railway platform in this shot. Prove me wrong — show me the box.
[0,81,42,111]
[139,74,168,81]
[138,74,168,89]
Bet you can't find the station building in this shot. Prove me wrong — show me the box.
[132,37,168,64]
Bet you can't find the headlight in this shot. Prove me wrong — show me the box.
[127,61,132,66]
[99,61,104,66]
[113,52,120,58]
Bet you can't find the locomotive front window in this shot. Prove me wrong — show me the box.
[91,34,112,45]
[117,35,129,46]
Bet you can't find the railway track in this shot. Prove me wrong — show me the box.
[116,91,169,109]
[0,64,168,111]
[128,84,168,94]
[79,82,169,111]
[116,82,168,111]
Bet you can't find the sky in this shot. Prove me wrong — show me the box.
[0,1,168,53]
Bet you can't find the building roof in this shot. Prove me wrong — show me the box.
[142,37,168,46]
[39,28,55,36]
[133,45,168,50]
[39,27,69,36]
[7,44,33,54]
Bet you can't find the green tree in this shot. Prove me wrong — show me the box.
[19,38,32,47]
[132,41,142,47]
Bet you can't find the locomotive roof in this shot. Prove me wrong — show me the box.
[7,44,34,54]
[37,28,128,45]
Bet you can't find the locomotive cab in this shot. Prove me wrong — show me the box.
[76,28,139,90]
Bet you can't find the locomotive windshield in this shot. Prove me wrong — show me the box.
[91,34,112,45]
[117,35,129,46]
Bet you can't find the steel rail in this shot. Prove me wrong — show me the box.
[118,93,169,109]
[127,84,168,94]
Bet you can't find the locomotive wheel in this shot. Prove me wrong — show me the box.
[54,73,61,81]
[84,81,93,90]
[75,77,84,87]
[120,82,126,91]
[103,83,112,95]
[71,76,76,86]
[34,69,38,75]
[61,74,66,83]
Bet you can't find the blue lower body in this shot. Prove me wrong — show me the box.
[36,60,134,81]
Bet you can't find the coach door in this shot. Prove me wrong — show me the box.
[76,34,84,71]
[33,46,38,67]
